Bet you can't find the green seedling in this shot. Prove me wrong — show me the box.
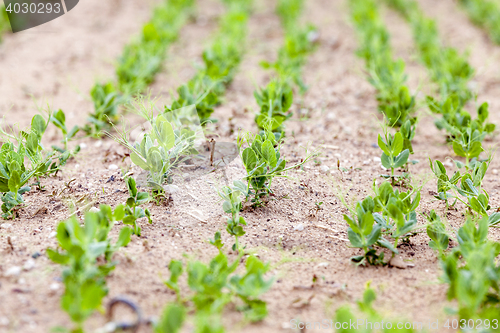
[441,216,500,321]
[110,104,197,192]
[121,177,152,236]
[218,180,249,252]
[334,283,418,332]
[163,238,273,328]
[430,158,496,220]
[254,79,293,133]
[50,109,80,152]
[239,130,315,205]
[0,114,73,218]
[377,131,410,184]
[86,82,122,137]
[47,206,132,333]
[425,210,450,257]
[344,181,421,265]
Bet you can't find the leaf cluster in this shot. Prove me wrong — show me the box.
[0,115,72,218]
[158,237,273,332]
[121,177,151,236]
[47,206,132,332]
[344,181,421,265]
[441,217,500,320]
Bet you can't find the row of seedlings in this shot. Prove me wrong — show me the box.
[85,0,196,137]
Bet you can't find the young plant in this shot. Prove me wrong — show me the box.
[85,82,122,137]
[109,103,198,192]
[430,158,497,221]
[344,181,421,265]
[377,130,410,184]
[50,109,80,152]
[218,180,249,252]
[239,130,315,205]
[0,114,71,218]
[47,206,132,333]
[425,210,450,257]
[122,177,151,236]
[161,236,273,331]
[441,216,500,321]
[254,79,293,133]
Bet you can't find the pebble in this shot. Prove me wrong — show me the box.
[389,256,407,269]
[0,317,9,326]
[493,169,498,175]
[23,259,35,271]
[49,283,60,291]
[94,141,103,147]
[79,143,87,149]
[89,207,100,213]
[294,224,305,231]
[49,231,57,238]
[108,164,118,170]
[163,185,179,194]
[320,165,330,173]
[373,156,381,162]
[0,223,12,229]
[5,266,22,277]
[31,252,41,259]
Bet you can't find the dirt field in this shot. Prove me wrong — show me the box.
[1,0,500,332]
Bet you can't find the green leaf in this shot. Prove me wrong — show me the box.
[8,170,20,193]
[393,149,409,168]
[392,132,404,156]
[131,152,149,171]
[261,140,277,168]
[452,141,466,157]
[381,153,391,169]
[242,147,257,172]
[155,304,186,333]
[347,228,363,248]
[377,134,390,156]
[116,227,132,248]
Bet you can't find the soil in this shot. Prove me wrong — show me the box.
[1,0,500,332]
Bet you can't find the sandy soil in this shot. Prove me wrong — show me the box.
[1,0,500,332]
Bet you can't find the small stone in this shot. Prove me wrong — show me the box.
[5,266,22,277]
[49,283,60,291]
[373,156,381,162]
[94,141,102,147]
[23,259,35,271]
[89,207,100,213]
[108,164,118,170]
[493,169,498,175]
[294,224,305,231]
[389,256,407,269]
[0,317,9,326]
[320,165,330,173]
[0,223,12,229]
[163,185,179,194]
[31,252,41,259]
[315,262,329,268]
[79,143,87,149]
[49,231,57,238]
[443,161,453,167]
